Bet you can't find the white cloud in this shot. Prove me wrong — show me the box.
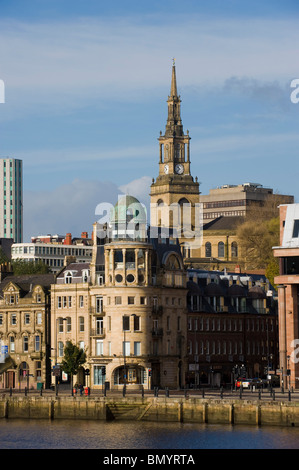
[1,15,298,109]
[23,175,152,242]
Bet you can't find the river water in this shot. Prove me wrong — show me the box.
[0,419,299,449]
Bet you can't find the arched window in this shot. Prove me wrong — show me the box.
[205,242,211,258]
[231,242,238,258]
[218,242,225,258]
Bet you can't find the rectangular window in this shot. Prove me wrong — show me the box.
[79,295,84,308]
[293,220,299,238]
[11,314,17,325]
[94,365,105,385]
[79,317,84,332]
[35,335,40,352]
[68,296,72,308]
[9,336,15,353]
[58,317,64,333]
[37,312,42,325]
[134,342,141,356]
[123,316,130,331]
[96,340,103,356]
[58,341,64,357]
[115,296,122,305]
[133,315,140,331]
[128,296,135,305]
[96,296,103,313]
[25,313,30,325]
[67,317,71,332]
[23,336,28,352]
[57,297,62,309]
[123,341,130,356]
[0,314,2,326]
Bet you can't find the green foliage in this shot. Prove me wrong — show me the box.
[61,341,86,377]
[265,258,280,288]
[237,216,280,270]
[12,259,50,275]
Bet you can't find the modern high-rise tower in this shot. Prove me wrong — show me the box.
[0,158,23,243]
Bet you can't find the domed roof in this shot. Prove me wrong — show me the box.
[110,195,147,224]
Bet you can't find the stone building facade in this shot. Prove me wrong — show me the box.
[0,273,54,389]
[50,195,188,390]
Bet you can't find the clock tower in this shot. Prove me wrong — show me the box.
[150,62,200,254]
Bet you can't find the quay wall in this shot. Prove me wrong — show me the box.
[0,396,299,427]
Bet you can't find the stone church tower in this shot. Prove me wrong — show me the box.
[150,62,201,257]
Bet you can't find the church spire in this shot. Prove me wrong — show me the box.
[165,60,183,137]
[170,58,178,97]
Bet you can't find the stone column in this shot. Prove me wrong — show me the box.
[277,284,287,389]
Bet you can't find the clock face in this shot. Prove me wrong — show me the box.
[164,164,169,174]
[175,164,184,174]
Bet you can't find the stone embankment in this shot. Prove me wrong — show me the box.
[1,395,299,427]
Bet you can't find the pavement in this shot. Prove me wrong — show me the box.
[1,387,299,403]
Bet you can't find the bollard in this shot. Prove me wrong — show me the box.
[24,387,27,396]
[123,384,126,397]
[103,383,106,397]
[165,387,169,398]
[273,389,275,401]
[289,390,291,401]
[239,386,242,399]
[9,387,12,397]
[40,387,43,397]
[220,387,223,399]
[258,390,261,400]
[141,386,144,398]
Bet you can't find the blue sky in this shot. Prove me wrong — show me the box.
[0,0,298,241]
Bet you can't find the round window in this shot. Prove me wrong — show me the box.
[126,274,135,283]
[115,274,123,283]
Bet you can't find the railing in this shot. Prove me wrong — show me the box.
[90,328,105,338]
[151,327,163,337]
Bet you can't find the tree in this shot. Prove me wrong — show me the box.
[61,341,86,388]
[236,216,280,271]
[12,259,50,275]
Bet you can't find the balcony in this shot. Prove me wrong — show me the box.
[152,327,163,337]
[89,307,105,316]
[90,328,106,338]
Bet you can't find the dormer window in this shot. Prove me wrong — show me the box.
[65,272,73,284]
[82,269,90,283]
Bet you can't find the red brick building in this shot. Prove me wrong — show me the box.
[273,203,299,390]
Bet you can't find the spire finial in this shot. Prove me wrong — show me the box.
[170,59,178,97]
